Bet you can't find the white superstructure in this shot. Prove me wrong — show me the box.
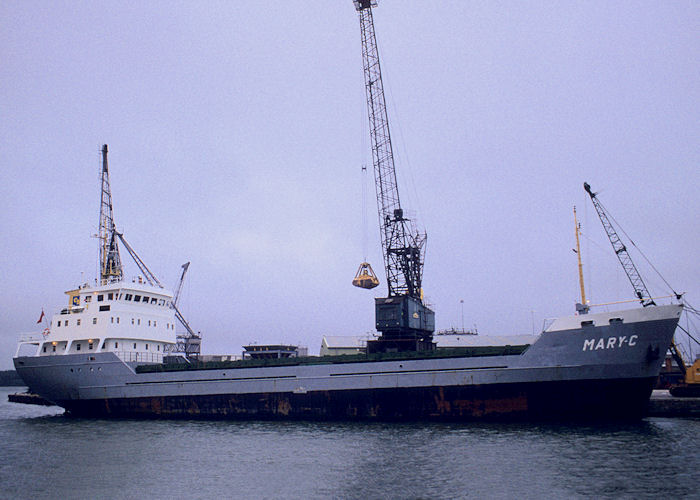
[16,277,177,363]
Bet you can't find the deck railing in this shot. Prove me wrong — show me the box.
[18,332,45,343]
[114,351,165,364]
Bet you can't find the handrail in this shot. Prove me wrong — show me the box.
[114,351,165,363]
[18,332,45,343]
[587,294,680,308]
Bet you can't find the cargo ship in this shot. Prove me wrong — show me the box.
[11,3,686,420]
[11,145,683,419]
[13,297,682,420]
[11,146,683,420]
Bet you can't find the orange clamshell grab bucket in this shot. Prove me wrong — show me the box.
[352,262,380,289]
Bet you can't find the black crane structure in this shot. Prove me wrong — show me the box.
[583,182,655,307]
[355,0,435,352]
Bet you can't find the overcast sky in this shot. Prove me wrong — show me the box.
[1,1,698,369]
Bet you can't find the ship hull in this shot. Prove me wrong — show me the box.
[14,304,683,421]
[57,376,657,421]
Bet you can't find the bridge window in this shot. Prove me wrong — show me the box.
[145,343,149,350]
[76,343,81,351]
[97,295,104,302]
[57,321,61,327]
[125,294,133,301]
[108,292,114,300]
[77,319,81,326]
[115,342,119,348]
[134,295,141,303]
[133,343,137,349]
[92,318,97,325]
[43,346,46,352]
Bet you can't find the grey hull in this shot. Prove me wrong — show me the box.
[14,305,682,420]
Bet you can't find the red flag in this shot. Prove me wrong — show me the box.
[37,310,45,324]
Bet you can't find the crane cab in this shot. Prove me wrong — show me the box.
[353,262,379,289]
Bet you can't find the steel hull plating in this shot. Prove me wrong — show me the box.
[58,377,658,421]
[14,305,682,421]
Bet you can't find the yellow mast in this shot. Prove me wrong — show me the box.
[574,206,588,313]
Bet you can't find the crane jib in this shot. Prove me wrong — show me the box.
[356,1,435,353]
[583,182,655,307]
[357,4,425,300]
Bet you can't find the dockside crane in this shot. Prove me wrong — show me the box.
[354,0,435,353]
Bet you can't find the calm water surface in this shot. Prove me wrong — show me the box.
[1,387,698,500]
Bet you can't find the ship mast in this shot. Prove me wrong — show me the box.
[573,206,588,314]
[98,144,123,285]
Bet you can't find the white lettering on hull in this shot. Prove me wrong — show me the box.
[582,335,638,351]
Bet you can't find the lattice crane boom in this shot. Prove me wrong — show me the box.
[355,0,426,300]
[173,262,190,307]
[354,1,434,352]
[584,182,655,307]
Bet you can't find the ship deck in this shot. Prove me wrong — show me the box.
[136,345,532,374]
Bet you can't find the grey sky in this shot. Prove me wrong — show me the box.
[1,1,698,369]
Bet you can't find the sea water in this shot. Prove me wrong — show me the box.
[1,387,698,499]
